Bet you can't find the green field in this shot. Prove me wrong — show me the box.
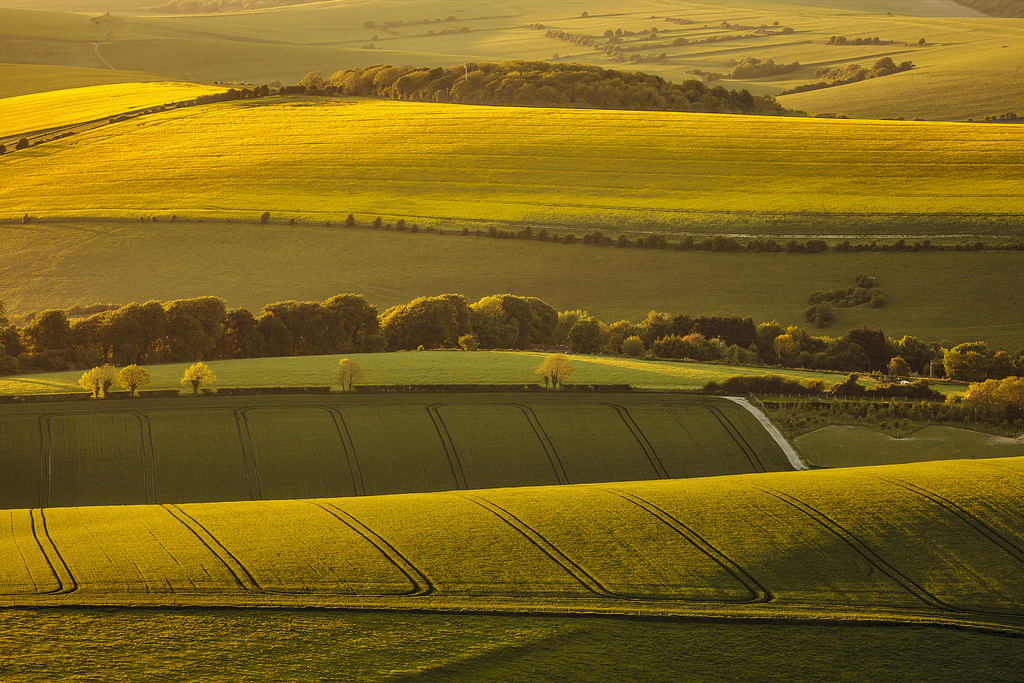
[0,63,159,99]
[2,220,1022,348]
[2,608,1021,682]
[2,0,1022,120]
[796,424,1024,467]
[4,98,1024,224]
[0,392,797,508]
[0,457,1020,634]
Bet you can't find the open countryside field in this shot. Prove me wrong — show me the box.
[0,392,797,508]
[1,609,1021,683]
[0,457,1020,634]
[3,98,1024,229]
[2,0,1022,120]
[0,63,159,98]
[0,351,971,397]
[2,220,1022,348]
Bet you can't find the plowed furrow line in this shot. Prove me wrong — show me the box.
[602,404,668,479]
[426,405,467,490]
[314,502,434,596]
[510,404,569,485]
[463,494,614,599]
[877,476,1024,566]
[31,509,76,595]
[754,486,958,613]
[163,504,259,592]
[608,489,772,603]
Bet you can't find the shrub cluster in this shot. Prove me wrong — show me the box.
[779,57,913,95]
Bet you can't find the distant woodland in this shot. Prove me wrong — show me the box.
[324,61,792,115]
[953,0,1024,16]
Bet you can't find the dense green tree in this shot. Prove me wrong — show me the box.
[23,310,73,355]
[566,317,607,354]
[217,308,265,359]
[943,342,992,382]
[844,326,893,373]
[379,294,472,350]
[163,297,226,362]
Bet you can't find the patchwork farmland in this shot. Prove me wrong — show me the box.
[0,393,795,509]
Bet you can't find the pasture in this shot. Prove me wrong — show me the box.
[0,456,1020,636]
[0,392,795,508]
[2,0,1022,120]
[3,99,1024,231]
[1,219,1022,348]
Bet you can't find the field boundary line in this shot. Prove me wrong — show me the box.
[314,502,434,597]
[234,409,263,501]
[463,494,615,599]
[703,401,766,473]
[755,485,966,614]
[877,476,1024,568]
[607,489,772,604]
[30,509,76,595]
[600,403,668,479]
[508,403,569,485]
[722,397,807,471]
[162,504,260,592]
[326,408,365,496]
[426,405,468,490]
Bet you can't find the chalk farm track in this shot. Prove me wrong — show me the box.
[0,393,793,509]
[0,457,1021,635]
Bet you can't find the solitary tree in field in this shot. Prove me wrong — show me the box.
[79,368,103,398]
[182,362,216,395]
[535,353,574,389]
[119,364,151,397]
[259,211,271,224]
[333,358,364,391]
[97,364,118,396]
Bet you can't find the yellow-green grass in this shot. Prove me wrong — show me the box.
[2,609,1020,683]
[0,63,161,99]
[0,392,794,508]
[796,424,1024,468]
[0,81,224,139]
[1,220,1021,348]
[2,0,1022,119]
[4,98,1024,225]
[0,351,969,397]
[0,457,1021,634]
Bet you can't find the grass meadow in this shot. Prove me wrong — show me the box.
[2,608,1021,682]
[5,99,1024,225]
[1,220,1021,348]
[0,63,158,99]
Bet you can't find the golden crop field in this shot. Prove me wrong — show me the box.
[3,98,1024,225]
[0,393,796,508]
[0,456,1020,635]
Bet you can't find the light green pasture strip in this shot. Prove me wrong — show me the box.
[796,425,1024,468]
[0,81,224,138]
[4,99,1024,221]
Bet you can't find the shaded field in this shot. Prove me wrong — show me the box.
[796,424,1024,468]
[0,351,970,398]
[0,63,159,99]
[2,220,1021,348]
[1,608,1020,683]
[0,456,1020,636]
[5,99,1024,224]
[0,392,794,508]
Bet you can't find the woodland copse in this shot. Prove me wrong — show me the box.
[2,293,1021,385]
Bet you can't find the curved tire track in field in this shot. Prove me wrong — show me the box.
[507,404,569,485]
[426,405,468,490]
[876,476,1024,567]
[600,404,668,479]
[313,502,434,597]
[163,504,260,592]
[704,401,767,473]
[30,509,77,595]
[233,409,263,501]
[753,486,1022,616]
[607,489,772,604]
[326,409,365,496]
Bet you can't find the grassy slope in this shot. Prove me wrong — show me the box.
[0,0,1021,119]
[3,98,1024,223]
[0,351,968,396]
[796,424,1024,467]
[1,608,1020,683]
[0,392,794,508]
[0,457,1021,634]
[0,63,160,99]
[0,81,223,138]
[1,220,1021,348]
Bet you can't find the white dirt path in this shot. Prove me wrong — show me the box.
[722,396,809,471]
